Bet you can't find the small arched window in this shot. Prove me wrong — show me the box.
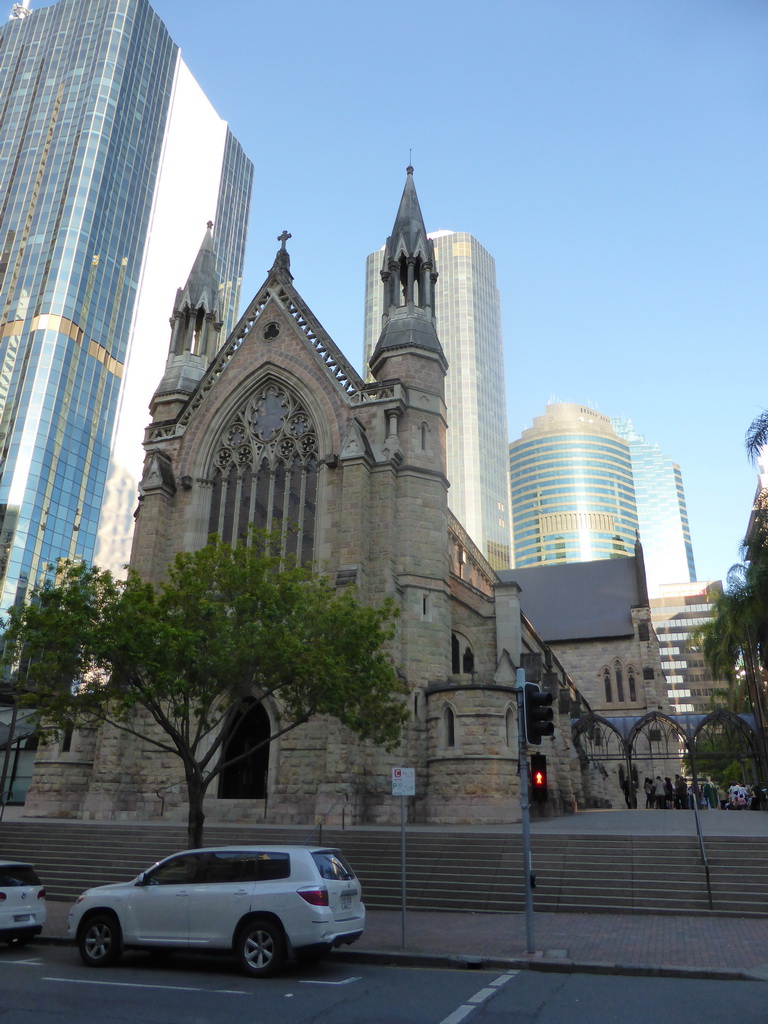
[603,667,612,703]
[614,660,625,702]
[462,646,475,674]
[505,706,515,748]
[451,634,460,674]
[628,667,637,702]
[443,705,456,748]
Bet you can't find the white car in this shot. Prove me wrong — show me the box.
[0,861,47,946]
[68,845,365,977]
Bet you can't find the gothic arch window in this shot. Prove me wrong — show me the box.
[505,705,515,748]
[443,704,456,749]
[208,381,318,562]
[628,666,637,702]
[451,632,474,675]
[218,698,271,800]
[462,646,475,674]
[603,667,612,703]
[614,660,625,702]
[420,421,429,451]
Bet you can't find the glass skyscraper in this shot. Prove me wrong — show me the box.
[0,0,252,607]
[364,230,511,570]
[650,581,725,714]
[612,416,696,595]
[509,403,639,567]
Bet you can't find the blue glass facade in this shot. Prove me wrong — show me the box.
[0,0,251,608]
[509,404,639,567]
[612,417,696,595]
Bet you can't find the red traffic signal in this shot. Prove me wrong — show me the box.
[531,753,548,802]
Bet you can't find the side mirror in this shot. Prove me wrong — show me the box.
[135,872,147,887]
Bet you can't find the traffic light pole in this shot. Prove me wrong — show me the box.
[516,668,536,954]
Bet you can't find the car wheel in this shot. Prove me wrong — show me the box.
[236,918,286,978]
[78,913,122,967]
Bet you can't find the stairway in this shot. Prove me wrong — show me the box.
[0,820,765,917]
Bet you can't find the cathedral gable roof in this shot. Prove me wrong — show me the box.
[168,240,367,438]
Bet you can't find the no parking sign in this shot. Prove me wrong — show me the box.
[391,766,415,796]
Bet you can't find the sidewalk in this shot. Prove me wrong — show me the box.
[39,900,768,981]
[14,805,768,981]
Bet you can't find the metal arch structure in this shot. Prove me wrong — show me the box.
[572,708,764,808]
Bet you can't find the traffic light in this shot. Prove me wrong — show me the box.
[530,753,548,802]
[523,682,554,745]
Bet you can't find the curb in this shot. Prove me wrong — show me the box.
[332,948,762,983]
[33,934,764,983]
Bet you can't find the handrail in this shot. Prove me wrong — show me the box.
[692,798,713,910]
[303,793,348,846]
[155,781,180,818]
[0,789,12,823]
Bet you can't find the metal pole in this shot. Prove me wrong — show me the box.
[516,668,535,954]
[400,794,407,949]
[0,700,19,821]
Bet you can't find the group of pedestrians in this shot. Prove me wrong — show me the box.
[722,780,762,810]
[642,774,763,810]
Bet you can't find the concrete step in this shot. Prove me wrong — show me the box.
[3,821,767,917]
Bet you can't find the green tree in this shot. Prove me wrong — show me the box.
[3,537,407,847]
[746,410,768,465]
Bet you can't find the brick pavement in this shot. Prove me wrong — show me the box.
[21,807,768,980]
[40,899,768,980]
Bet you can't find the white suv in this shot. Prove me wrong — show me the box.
[68,845,364,977]
[0,860,47,946]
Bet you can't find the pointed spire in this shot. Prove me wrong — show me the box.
[176,221,219,316]
[151,224,223,416]
[389,166,431,265]
[369,167,446,376]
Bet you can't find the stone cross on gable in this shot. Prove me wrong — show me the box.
[278,230,292,250]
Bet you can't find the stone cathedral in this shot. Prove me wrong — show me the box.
[25,171,668,824]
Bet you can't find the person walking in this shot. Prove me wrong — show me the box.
[674,774,688,809]
[653,775,666,809]
[643,777,654,809]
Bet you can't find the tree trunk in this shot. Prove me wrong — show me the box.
[186,775,207,849]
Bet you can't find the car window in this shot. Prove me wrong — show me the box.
[200,852,291,883]
[0,865,40,887]
[144,853,203,885]
[311,851,355,881]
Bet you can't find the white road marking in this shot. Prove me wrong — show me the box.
[300,976,361,986]
[490,971,519,986]
[44,977,247,995]
[468,987,498,1003]
[437,970,519,1024]
[0,958,42,966]
[439,1007,474,1024]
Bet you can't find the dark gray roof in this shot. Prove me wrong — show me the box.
[497,557,644,642]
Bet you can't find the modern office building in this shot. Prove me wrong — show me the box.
[508,403,639,568]
[364,229,511,570]
[650,581,726,714]
[0,0,252,605]
[612,417,695,596]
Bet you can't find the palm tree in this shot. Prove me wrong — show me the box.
[746,410,768,465]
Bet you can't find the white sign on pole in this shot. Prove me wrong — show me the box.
[391,766,415,796]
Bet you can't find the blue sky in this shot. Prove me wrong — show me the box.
[58,0,768,582]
